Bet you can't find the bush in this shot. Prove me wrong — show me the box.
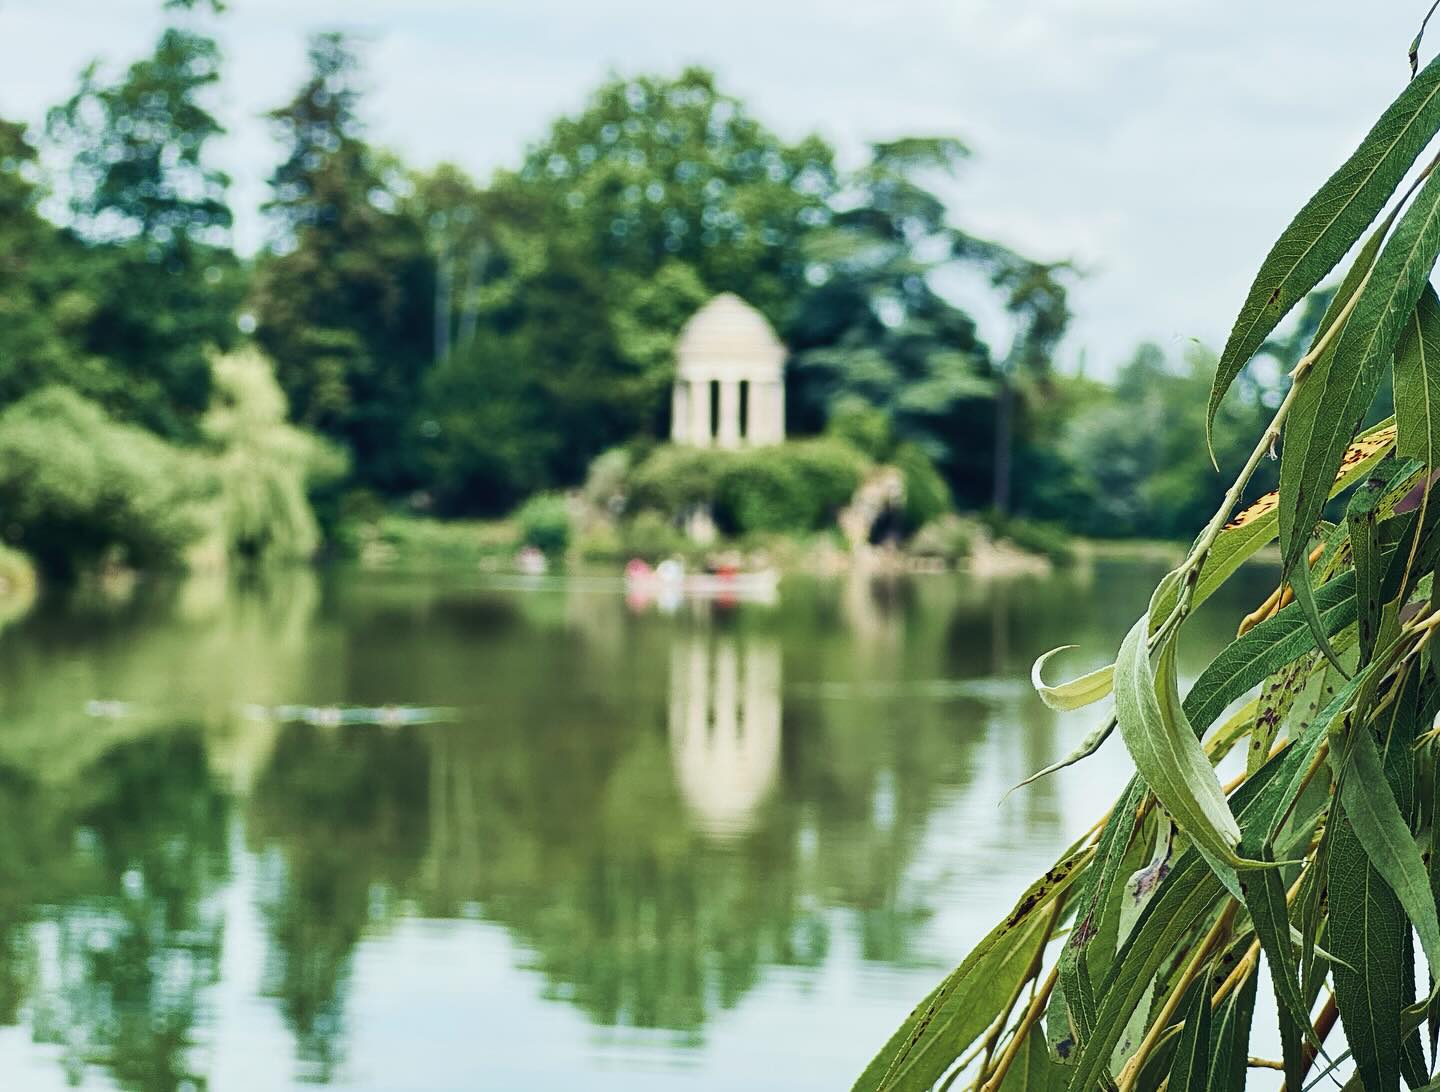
[909,513,976,563]
[987,514,1075,565]
[892,443,951,532]
[200,348,347,564]
[0,387,211,577]
[515,493,572,554]
[626,439,869,536]
[359,514,515,569]
[622,510,687,561]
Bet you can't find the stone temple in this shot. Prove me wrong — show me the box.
[670,293,786,448]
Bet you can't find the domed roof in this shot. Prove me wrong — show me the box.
[675,293,786,375]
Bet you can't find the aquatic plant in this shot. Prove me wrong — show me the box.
[856,23,1440,1092]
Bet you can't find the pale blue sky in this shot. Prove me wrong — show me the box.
[0,0,1434,372]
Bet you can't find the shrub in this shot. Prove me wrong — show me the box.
[892,443,951,532]
[909,513,975,562]
[515,493,572,554]
[0,387,211,577]
[626,439,869,536]
[200,348,347,564]
[622,510,686,561]
[986,513,1075,565]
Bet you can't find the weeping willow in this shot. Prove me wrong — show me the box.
[855,26,1440,1092]
[196,347,346,566]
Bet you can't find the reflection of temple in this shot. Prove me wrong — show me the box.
[668,633,781,836]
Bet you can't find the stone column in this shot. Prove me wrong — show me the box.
[688,378,712,447]
[671,380,688,444]
[717,379,741,448]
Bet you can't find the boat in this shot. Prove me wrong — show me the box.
[624,559,779,605]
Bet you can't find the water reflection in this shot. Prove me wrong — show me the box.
[0,562,1279,1089]
[668,633,781,837]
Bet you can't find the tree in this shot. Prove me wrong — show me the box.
[0,118,80,407]
[45,10,243,438]
[503,67,835,323]
[787,138,1070,507]
[855,25,1440,1092]
[252,32,432,493]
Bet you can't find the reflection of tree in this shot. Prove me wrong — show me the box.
[12,729,229,1092]
[247,722,429,1081]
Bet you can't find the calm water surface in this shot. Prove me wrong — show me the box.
[0,561,1277,1091]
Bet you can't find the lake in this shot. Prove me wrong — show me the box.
[0,560,1278,1091]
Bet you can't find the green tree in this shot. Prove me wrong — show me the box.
[45,11,242,438]
[0,118,81,407]
[503,67,835,321]
[252,32,433,493]
[787,138,1070,507]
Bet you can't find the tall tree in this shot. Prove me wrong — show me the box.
[44,7,242,437]
[252,32,432,494]
[787,138,1070,506]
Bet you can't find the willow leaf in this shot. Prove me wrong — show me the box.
[1183,569,1356,733]
[999,1025,1067,1092]
[1347,470,1390,664]
[1336,719,1440,982]
[1240,843,1314,1057]
[1206,962,1259,1090]
[1279,165,1440,580]
[1150,418,1396,625]
[1166,979,1212,1092]
[1031,647,1113,711]
[1115,618,1242,888]
[853,850,1087,1092]
[1330,799,1409,1092]
[1395,283,1440,465]
[1208,51,1440,448]
[1068,853,1225,1092]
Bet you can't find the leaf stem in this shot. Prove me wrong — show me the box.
[1115,902,1237,1092]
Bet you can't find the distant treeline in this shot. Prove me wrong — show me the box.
[0,0,1317,576]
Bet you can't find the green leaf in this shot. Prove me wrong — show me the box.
[1329,799,1410,1092]
[1068,852,1226,1091]
[1115,619,1242,886]
[1334,711,1440,982]
[1150,417,1397,625]
[1347,470,1391,664]
[1166,978,1213,1092]
[852,850,1087,1092]
[1279,164,1440,581]
[1031,647,1113,711]
[1183,569,1357,734]
[1394,283,1440,466]
[998,1024,1068,1092]
[1205,959,1259,1090]
[1208,50,1440,447]
[1240,843,1313,1055]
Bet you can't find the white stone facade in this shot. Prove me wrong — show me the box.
[670,293,786,448]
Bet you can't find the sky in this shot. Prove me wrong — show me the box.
[0,0,1436,373]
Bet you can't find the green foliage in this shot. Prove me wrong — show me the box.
[983,514,1075,566]
[856,23,1440,1092]
[787,137,1070,506]
[621,510,688,562]
[253,32,432,492]
[893,443,951,531]
[199,347,347,564]
[514,493,572,555]
[0,388,209,577]
[908,514,976,563]
[627,439,868,535]
[40,12,244,438]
